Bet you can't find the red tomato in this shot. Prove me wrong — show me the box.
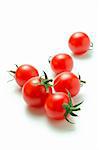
[45,92,70,120]
[54,72,80,97]
[22,76,52,107]
[68,32,90,55]
[45,92,82,122]
[50,53,73,74]
[15,64,39,87]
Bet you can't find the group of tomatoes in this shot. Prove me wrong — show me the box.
[9,32,91,124]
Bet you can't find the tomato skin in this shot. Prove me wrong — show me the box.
[45,86,52,99]
[15,64,39,87]
[45,92,70,120]
[54,72,80,97]
[50,53,73,74]
[68,32,90,55]
[22,77,52,107]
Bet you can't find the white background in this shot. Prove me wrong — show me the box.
[0,0,98,150]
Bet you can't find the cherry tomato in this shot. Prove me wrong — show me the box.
[45,92,82,122]
[54,72,80,97]
[50,53,73,74]
[22,76,52,107]
[10,64,39,87]
[45,92,70,120]
[68,32,90,55]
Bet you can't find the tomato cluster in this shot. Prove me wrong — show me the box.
[9,32,91,124]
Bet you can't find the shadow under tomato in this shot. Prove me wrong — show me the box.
[72,93,86,105]
[14,85,22,95]
[45,115,76,132]
[26,106,45,118]
[71,50,93,60]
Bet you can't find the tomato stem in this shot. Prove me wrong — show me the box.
[89,42,93,50]
[64,114,75,124]
[78,74,86,86]
[8,70,16,74]
[73,101,84,107]
[14,64,19,68]
[90,42,93,48]
[43,79,53,84]
[8,64,19,75]
[40,76,53,91]
[43,71,48,79]
[71,107,81,111]
[63,91,83,124]
[48,56,52,63]
[80,80,86,84]
[70,112,78,117]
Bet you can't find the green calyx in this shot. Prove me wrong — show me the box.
[40,71,53,91]
[62,91,83,124]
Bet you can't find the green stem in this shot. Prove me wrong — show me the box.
[43,79,53,84]
[43,71,48,79]
[62,91,83,124]
[71,107,81,111]
[9,70,16,74]
[80,80,86,84]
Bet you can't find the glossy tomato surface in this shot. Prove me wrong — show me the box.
[54,72,80,97]
[68,32,90,55]
[50,53,73,74]
[45,92,70,120]
[15,64,39,87]
[22,77,52,107]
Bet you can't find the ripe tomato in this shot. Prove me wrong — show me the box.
[54,72,80,97]
[45,92,70,120]
[10,64,39,87]
[45,92,82,123]
[50,53,73,74]
[68,32,90,55]
[22,76,52,107]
